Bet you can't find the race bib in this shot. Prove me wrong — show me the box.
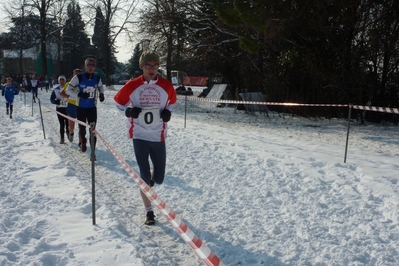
[84,86,95,99]
[60,98,68,106]
[138,106,160,127]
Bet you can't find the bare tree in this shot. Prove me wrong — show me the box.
[47,0,69,73]
[138,0,186,80]
[28,0,57,77]
[136,0,246,91]
[84,0,139,85]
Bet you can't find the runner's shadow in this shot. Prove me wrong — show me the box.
[155,219,288,266]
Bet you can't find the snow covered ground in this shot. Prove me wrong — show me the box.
[1,86,399,266]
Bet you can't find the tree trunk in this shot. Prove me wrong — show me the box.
[40,1,47,77]
[19,47,23,74]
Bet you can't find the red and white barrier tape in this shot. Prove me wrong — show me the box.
[39,100,90,128]
[352,105,399,114]
[41,101,224,266]
[182,96,349,107]
[182,96,399,114]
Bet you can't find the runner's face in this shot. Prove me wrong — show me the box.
[59,79,66,87]
[142,61,159,81]
[85,62,96,74]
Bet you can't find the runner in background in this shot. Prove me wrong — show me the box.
[30,74,39,102]
[60,68,82,145]
[50,75,69,144]
[65,59,105,159]
[2,77,19,119]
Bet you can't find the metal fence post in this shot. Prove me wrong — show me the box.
[344,104,352,163]
[184,95,187,128]
[90,122,96,225]
[38,99,46,139]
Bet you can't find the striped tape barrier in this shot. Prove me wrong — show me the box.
[183,96,399,114]
[184,96,399,114]
[182,96,349,107]
[40,101,224,266]
[352,105,399,114]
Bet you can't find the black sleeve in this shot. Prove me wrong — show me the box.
[50,91,57,104]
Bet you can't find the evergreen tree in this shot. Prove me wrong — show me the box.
[210,0,399,119]
[92,6,106,69]
[62,0,89,75]
[0,14,41,51]
[127,43,142,77]
[0,14,43,74]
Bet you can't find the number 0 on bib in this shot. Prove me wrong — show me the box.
[138,106,160,126]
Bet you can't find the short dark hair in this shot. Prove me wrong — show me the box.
[85,58,96,65]
[73,68,82,75]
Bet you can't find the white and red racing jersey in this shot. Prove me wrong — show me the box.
[114,75,177,142]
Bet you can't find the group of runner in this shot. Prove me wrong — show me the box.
[50,58,105,161]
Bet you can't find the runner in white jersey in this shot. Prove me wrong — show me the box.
[50,76,69,144]
[114,51,177,225]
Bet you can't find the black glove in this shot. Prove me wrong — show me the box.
[99,93,105,102]
[78,91,90,99]
[161,109,171,122]
[125,107,142,118]
[54,99,61,105]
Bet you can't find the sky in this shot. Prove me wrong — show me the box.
[114,32,136,63]
[1,85,399,265]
